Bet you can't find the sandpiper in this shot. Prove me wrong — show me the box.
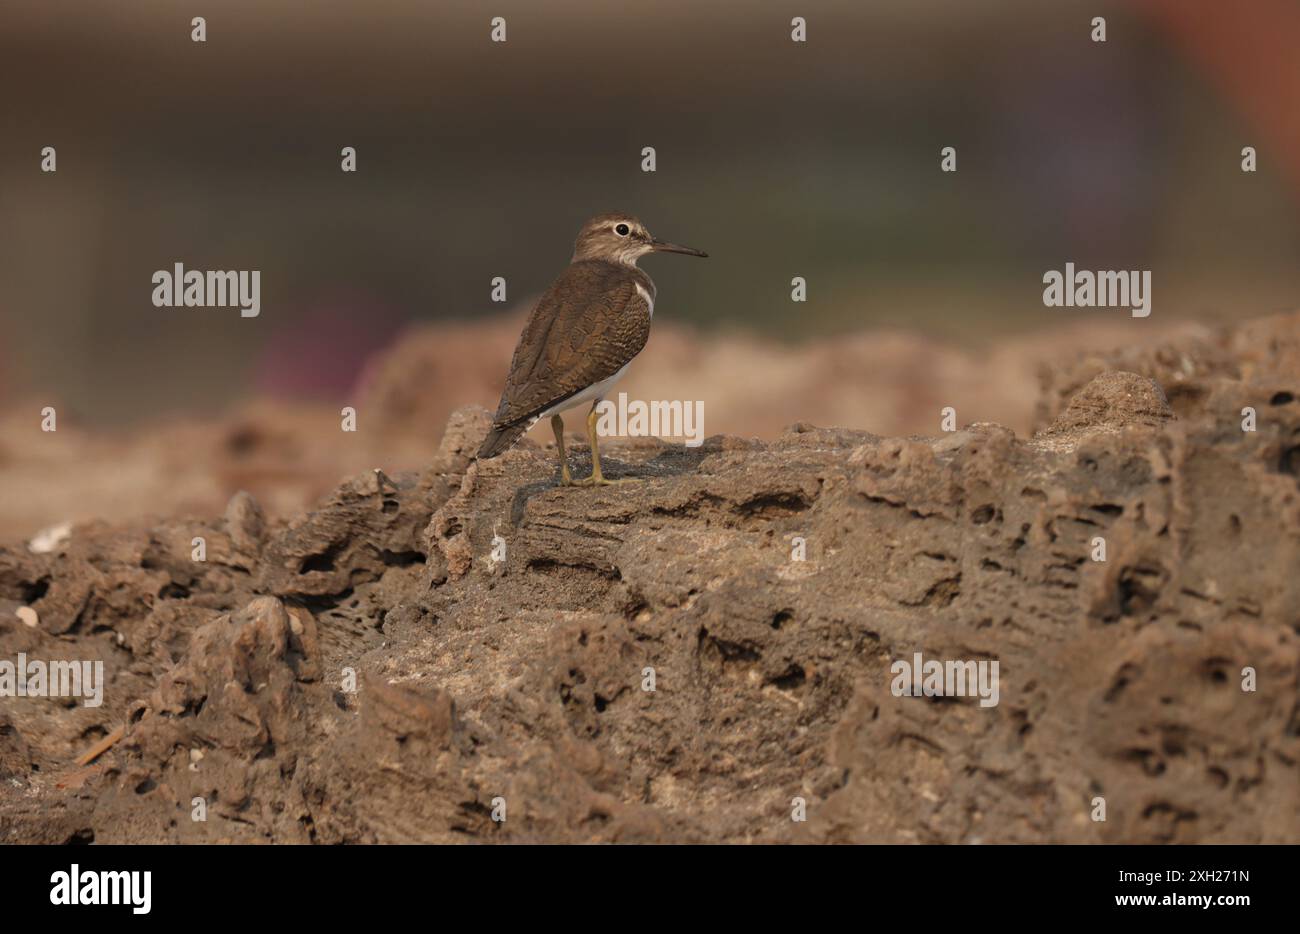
[477,213,707,485]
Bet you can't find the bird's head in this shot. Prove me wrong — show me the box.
[572,213,708,266]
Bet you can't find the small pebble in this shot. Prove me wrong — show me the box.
[28,521,72,554]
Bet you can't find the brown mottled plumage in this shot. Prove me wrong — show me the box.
[478,213,707,485]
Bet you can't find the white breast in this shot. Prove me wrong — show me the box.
[636,283,654,319]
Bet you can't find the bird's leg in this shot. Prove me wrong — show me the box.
[577,403,638,486]
[551,414,573,485]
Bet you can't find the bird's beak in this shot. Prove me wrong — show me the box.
[650,238,708,258]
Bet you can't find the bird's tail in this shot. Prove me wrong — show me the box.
[476,419,531,460]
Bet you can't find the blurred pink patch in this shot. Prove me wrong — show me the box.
[253,293,407,400]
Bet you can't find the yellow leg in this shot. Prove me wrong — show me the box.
[576,404,638,485]
[552,414,573,485]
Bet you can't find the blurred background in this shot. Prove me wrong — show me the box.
[1,0,1298,537]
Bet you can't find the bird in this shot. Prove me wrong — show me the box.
[477,213,707,485]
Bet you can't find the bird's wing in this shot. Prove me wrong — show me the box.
[490,263,651,428]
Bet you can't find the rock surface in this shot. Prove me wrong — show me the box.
[0,311,1198,542]
[2,315,1299,843]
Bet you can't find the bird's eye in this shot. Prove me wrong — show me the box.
[614,223,630,237]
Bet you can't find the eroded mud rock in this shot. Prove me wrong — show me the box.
[224,490,266,561]
[0,714,32,781]
[1035,310,1300,427]
[2,320,1298,843]
[1044,371,1173,434]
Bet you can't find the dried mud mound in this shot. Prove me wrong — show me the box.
[2,315,1299,843]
